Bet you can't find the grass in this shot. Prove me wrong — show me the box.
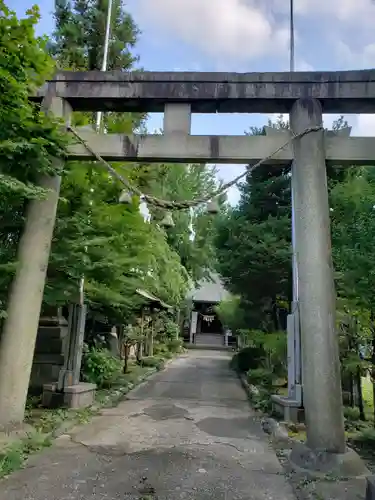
[362,375,373,410]
[0,431,52,478]
[95,360,160,405]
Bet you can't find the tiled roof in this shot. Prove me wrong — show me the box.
[187,272,230,303]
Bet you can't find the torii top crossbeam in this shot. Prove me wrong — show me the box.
[31,69,375,114]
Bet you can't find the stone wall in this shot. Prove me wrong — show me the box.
[29,310,68,392]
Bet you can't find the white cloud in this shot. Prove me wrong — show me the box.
[294,0,375,23]
[136,0,289,61]
[354,115,375,136]
[335,40,375,69]
[216,164,246,206]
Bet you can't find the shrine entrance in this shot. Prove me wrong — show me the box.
[195,302,223,336]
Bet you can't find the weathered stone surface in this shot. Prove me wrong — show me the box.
[261,417,295,450]
[367,475,375,500]
[68,129,375,165]
[0,351,295,500]
[31,69,375,114]
[289,441,369,479]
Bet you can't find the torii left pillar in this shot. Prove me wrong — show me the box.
[0,93,71,428]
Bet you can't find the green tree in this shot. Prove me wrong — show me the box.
[215,117,292,331]
[215,114,352,332]
[47,0,192,320]
[49,0,139,71]
[144,162,221,283]
[331,168,375,423]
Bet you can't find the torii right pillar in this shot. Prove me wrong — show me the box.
[290,98,346,454]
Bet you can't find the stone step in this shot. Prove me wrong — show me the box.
[195,334,224,346]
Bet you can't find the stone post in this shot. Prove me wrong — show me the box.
[58,304,87,389]
[0,93,71,428]
[290,98,345,453]
[190,311,198,344]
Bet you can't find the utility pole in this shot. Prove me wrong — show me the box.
[95,0,113,133]
[288,0,303,405]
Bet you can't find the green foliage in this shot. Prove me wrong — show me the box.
[231,346,265,373]
[248,387,272,413]
[164,319,180,340]
[344,406,361,422]
[0,431,51,478]
[215,115,351,333]
[351,427,375,448]
[166,338,183,353]
[215,118,291,331]
[215,296,244,334]
[41,0,219,321]
[331,169,375,311]
[139,356,164,370]
[236,329,287,379]
[0,2,68,315]
[43,0,194,317]
[81,347,123,388]
[144,163,221,283]
[50,0,139,72]
[153,341,169,356]
[247,367,274,388]
[153,314,181,343]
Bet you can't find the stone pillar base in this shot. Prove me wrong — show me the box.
[271,394,304,423]
[289,442,369,479]
[42,382,96,409]
[367,476,375,500]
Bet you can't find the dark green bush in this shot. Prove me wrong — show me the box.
[153,342,169,355]
[350,427,375,449]
[247,367,273,388]
[166,338,183,353]
[81,348,122,388]
[140,356,165,370]
[231,346,265,373]
[164,320,179,339]
[344,406,360,422]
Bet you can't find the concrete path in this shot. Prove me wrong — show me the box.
[0,351,296,500]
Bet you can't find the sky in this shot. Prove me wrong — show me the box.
[16,0,375,204]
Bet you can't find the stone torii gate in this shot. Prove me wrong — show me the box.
[4,70,375,469]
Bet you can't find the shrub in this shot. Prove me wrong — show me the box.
[247,367,274,388]
[350,427,375,449]
[81,348,122,388]
[140,356,165,370]
[153,342,169,355]
[250,388,272,413]
[232,346,265,373]
[164,319,179,339]
[167,338,183,353]
[343,406,360,422]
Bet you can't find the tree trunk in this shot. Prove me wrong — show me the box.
[147,331,154,357]
[355,366,366,421]
[123,344,130,374]
[371,309,375,427]
[271,297,280,331]
[348,335,355,407]
[349,374,354,408]
[136,341,143,364]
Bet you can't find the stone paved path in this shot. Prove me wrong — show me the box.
[0,350,296,499]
